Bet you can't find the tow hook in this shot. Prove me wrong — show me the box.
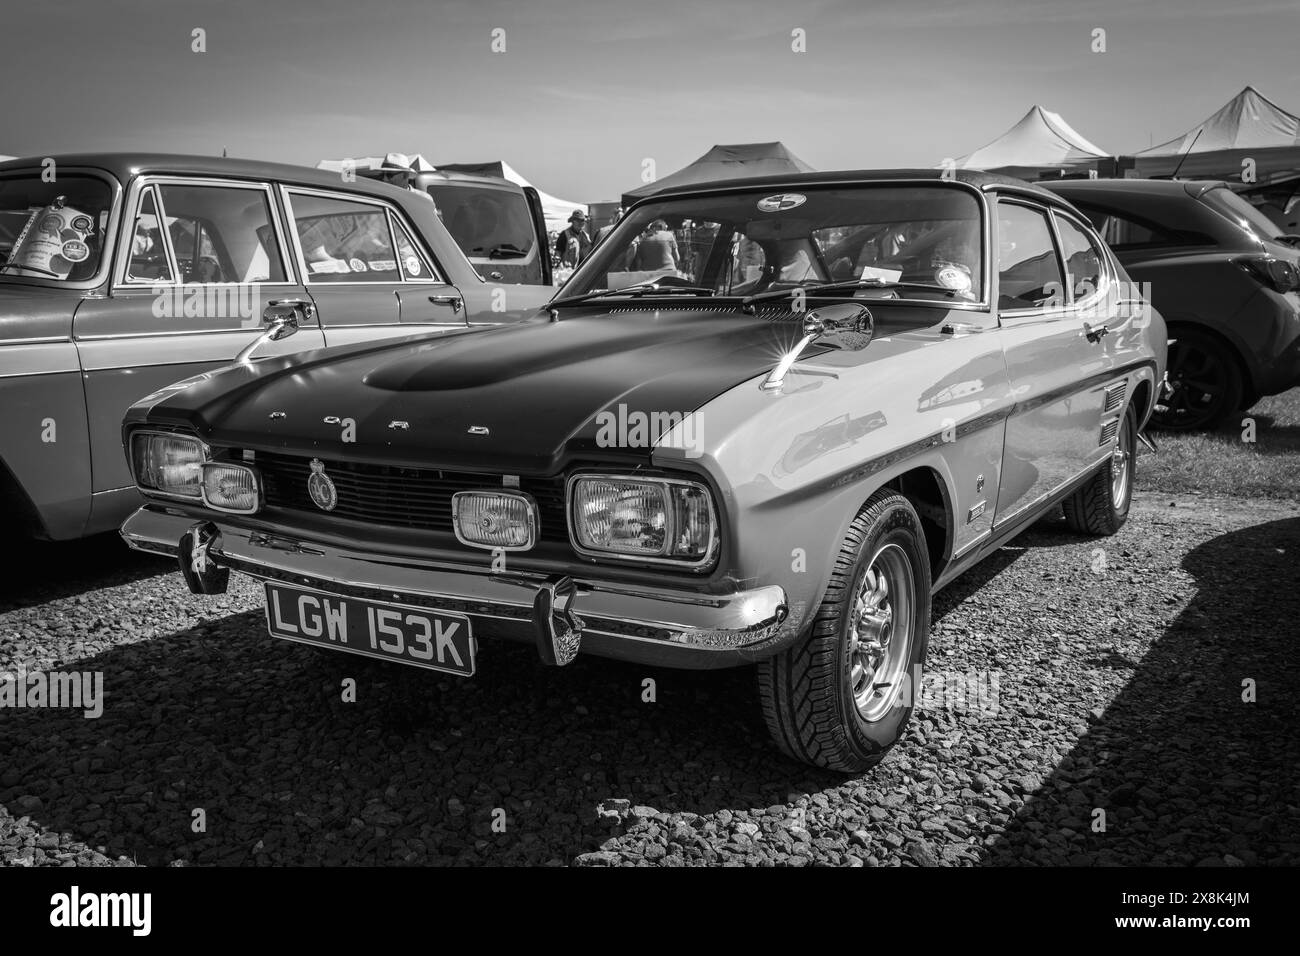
[533,575,583,666]
[179,521,230,595]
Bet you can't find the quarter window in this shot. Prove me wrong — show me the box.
[997,202,1065,310]
[127,187,173,283]
[1053,214,1106,302]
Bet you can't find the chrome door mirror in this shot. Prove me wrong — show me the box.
[803,302,874,352]
[236,299,314,364]
[763,303,874,392]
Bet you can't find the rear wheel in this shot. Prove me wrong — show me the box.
[1063,401,1136,536]
[1154,329,1244,430]
[757,490,931,773]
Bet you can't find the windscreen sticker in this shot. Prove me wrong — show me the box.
[935,263,972,292]
[404,255,422,276]
[4,200,95,279]
[348,257,368,273]
[368,259,396,272]
[860,265,902,283]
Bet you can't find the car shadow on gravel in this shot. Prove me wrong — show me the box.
[0,601,855,865]
[981,515,1300,866]
[0,532,171,611]
[0,511,1109,867]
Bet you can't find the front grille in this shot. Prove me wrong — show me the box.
[254,452,569,543]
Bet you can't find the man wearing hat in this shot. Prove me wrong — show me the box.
[555,210,593,268]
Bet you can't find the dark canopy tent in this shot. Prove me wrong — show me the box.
[1128,86,1300,184]
[621,142,813,207]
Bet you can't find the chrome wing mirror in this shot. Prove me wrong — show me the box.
[761,303,873,392]
[236,299,314,365]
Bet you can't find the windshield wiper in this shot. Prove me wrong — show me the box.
[548,279,717,310]
[741,277,955,309]
[484,243,529,259]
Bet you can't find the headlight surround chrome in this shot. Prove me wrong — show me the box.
[567,474,718,569]
[201,462,262,514]
[130,430,207,500]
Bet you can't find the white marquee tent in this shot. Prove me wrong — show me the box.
[951,106,1111,179]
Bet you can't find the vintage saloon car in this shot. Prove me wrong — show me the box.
[0,153,553,541]
[119,170,1166,772]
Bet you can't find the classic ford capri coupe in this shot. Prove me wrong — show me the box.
[120,170,1166,772]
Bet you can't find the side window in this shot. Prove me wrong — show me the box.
[1053,214,1106,302]
[288,192,401,283]
[154,183,287,283]
[390,212,441,281]
[997,202,1065,310]
[1079,205,1178,250]
[127,187,173,283]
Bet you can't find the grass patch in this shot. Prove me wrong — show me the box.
[1140,387,1300,499]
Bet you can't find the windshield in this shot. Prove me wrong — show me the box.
[563,184,984,302]
[0,174,113,282]
[425,183,537,261]
[1200,186,1283,242]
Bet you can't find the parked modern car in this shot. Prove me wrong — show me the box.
[0,153,554,541]
[320,157,553,287]
[1043,178,1300,429]
[120,170,1166,772]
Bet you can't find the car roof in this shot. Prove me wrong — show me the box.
[644,167,1071,205]
[0,152,411,200]
[1041,178,1229,201]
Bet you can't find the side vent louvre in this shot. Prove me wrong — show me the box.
[1099,419,1120,446]
[1103,380,1127,414]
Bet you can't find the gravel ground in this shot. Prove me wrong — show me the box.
[1,492,1296,867]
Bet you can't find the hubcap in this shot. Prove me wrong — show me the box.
[1112,413,1131,508]
[848,543,914,722]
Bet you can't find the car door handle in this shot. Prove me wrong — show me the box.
[1084,323,1110,343]
[429,294,463,314]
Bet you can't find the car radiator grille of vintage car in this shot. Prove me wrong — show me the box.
[254,452,570,543]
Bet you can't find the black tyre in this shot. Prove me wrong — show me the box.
[757,490,931,773]
[1153,329,1245,430]
[1063,401,1136,536]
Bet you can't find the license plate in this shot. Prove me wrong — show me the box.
[263,582,475,676]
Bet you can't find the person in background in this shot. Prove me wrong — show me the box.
[595,207,623,244]
[629,218,679,273]
[555,210,593,268]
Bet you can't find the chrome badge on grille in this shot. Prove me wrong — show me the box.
[307,459,338,512]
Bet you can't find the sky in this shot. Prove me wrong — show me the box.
[4,0,1299,201]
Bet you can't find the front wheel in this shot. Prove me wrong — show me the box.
[757,490,931,773]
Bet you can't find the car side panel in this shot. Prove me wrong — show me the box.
[74,291,327,495]
[0,347,92,539]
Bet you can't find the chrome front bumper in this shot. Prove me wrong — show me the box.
[120,505,791,669]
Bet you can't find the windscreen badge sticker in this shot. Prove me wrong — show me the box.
[757,193,807,213]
